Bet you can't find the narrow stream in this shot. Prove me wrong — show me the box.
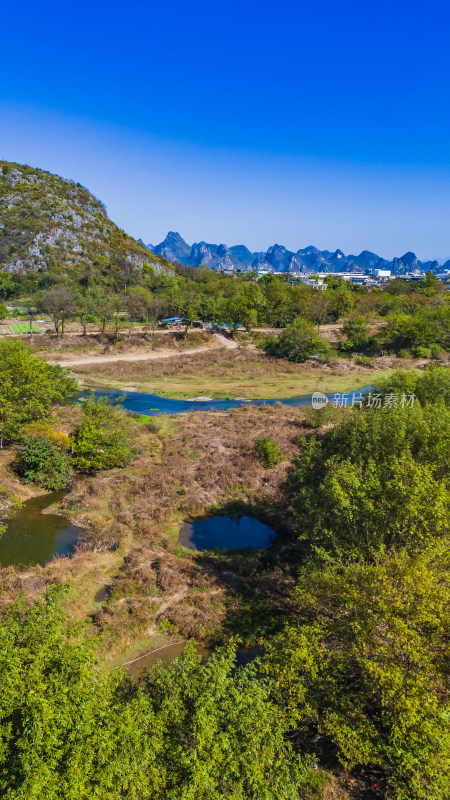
[124,641,260,679]
[81,385,374,416]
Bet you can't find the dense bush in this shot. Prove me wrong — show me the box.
[263,318,330,362]
[16,436,72,490]
[264,384,450,798]
[340,314,370,350]
[253,436,285,467]
[71,396,133,472]
[21,421,71,451]
[302,403,347,429]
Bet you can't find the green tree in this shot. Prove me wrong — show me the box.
[330,288,355,319]
[22,297,38,338]
[123,289,147,337]
[341,314,370,350]
[71,396,132,472]
[38,287,75,338]
[263,277,290,327]
[111,293,126,342]
[384,306,450,353]
[289,403,449,560]
[303,291,331,329]
[0,271,13,300]
[73,294,96,336]
[94,295,114,336]
[0,340,76,449]
[264,317,330,362]
[375,365,450,406]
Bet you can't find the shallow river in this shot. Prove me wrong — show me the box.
[83,385,373,416]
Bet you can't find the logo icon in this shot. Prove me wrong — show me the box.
[312,391,329,410]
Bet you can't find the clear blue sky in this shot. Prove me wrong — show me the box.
[1,0,450,259]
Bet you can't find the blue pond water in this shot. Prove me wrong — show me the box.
[81,386,374,416]
[179,515,277,551]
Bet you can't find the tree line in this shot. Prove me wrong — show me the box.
[1,266,448,356]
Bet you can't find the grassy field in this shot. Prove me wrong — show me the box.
[72,348,420,399]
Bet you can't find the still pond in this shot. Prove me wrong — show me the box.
[0,491,83,568]
[179,515,277,551]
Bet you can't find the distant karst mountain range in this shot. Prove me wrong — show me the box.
[142,231,446,275]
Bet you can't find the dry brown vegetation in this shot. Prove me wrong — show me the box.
[80,404,307,662]
[0,402,310,666]
[30,329,212,361]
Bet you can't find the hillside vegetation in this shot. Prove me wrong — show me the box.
[0,160,172,292]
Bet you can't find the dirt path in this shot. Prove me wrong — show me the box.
[213,332,239,349]
[146,588,189,637]
[47,333,238,367]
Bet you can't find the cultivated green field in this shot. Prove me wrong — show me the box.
[10,323,41,334]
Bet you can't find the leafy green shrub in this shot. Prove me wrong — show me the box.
[412,345,432,358]
[17,436,72,490]
[384,306,450,353]
[71,396,132,472]
[302,403,347,429]
[253,436,285,467]
[353,354,375,367]
[289,402,449,560]
[264,547,450,800]
[263,318,330,362]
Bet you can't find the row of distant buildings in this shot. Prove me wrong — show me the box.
[217,263,450,288]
